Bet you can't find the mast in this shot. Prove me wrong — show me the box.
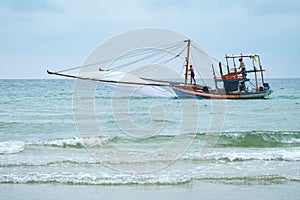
[184,39,191,85]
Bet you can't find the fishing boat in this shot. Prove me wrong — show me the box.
[172,40,272,99]
[47,39,272,99]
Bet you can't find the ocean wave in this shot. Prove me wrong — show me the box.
[0,172,192,185]
[0,137,112,154]
[2,131,299,154]
[213,131,300,148]
[111,131,300,148]
[196,174,300,185]
[0,141,25,154]
[0,172,298,185]
[204,149,300,162]
[181,146,300,162]
[107,131,300,148]
[2,148,299,170]
[25,135,176,149]
[32,137,111,148]
[0,160,99,168]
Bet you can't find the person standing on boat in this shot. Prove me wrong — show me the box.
[189,65,196,85]
[238,58,247,79]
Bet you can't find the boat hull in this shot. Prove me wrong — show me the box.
[173,86,272,99]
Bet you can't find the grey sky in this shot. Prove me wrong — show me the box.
[1,0,299,78]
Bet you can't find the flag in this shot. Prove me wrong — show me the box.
[252,56,258,62]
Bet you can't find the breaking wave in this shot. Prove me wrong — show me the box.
[32,137,111,148]
[38,131,300,148]
[183,149,300,162]
[0,141,25,154]
[0,172,192,185]
[0,131,299,154]
[0,172,298,185]
[213,131,300,148]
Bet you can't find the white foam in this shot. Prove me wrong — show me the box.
[183,148,300,162]
[281,138,300,144]
[35,137,110,148]
[206,149,300,162]
[0,172,192,185]
[0,141,25,154]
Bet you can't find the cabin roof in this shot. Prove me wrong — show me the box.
[225,54,259,59]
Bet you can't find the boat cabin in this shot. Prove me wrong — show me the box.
[213,54,270,94]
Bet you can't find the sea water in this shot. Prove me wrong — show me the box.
[0,78,299,199]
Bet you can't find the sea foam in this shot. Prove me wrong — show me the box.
[34,137,111,148]
[0,141,25,154]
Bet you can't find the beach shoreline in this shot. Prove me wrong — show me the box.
[1,181,299,200]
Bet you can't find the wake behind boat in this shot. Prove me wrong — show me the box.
[47,39,272,99]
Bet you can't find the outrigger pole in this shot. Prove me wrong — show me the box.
[46,70,171,87]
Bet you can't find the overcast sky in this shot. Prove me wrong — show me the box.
[1,0,299,78]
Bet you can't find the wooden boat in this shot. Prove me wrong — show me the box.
[172,40,272,99]
[47,39,272,99]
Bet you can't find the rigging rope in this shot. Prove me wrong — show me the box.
[134,45,187,76]
[55,41,185,73]
[97,42,187,79]
[190,44,225,67]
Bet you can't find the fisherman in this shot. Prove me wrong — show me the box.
[238,58,247,79]
[189,65,196,85]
